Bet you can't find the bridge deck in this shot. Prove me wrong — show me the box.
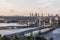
[0,25,51,37]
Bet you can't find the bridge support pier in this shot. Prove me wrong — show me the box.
[30,32,34,40]
[30,32,33,37]
[20,36,25,40]
[38,30,41,35]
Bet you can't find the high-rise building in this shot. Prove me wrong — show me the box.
[35,13,38,17]
[48,14,50,17]
[32,13,33,16]
[30,13,31,17]
[41,13,43,17]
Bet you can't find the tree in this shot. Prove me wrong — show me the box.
[1,36,10,40]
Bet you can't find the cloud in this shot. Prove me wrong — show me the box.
[37,0,60,8]
[0,0,16,9]
[49,0,60,7]
[0,0,60,8]
[0,0,60,9]
[0,0,60,16]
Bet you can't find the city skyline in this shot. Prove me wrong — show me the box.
[0,0,60,16]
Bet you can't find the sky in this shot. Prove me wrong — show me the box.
[0,0,60,16]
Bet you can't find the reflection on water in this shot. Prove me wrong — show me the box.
[41,28,60,40]
[52,29,60,33]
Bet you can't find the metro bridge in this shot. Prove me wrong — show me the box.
[0,24,55,38]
